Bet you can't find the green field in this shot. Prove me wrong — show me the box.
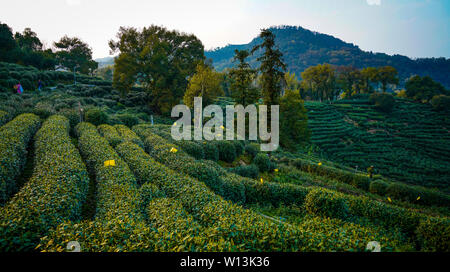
[0,62,449,252]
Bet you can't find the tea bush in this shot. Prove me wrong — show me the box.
[84,108,109,126]
[215,141,236,163]
[229,164,259,179]
[305,188,350,220]
[0,115,88,251]
[0,113,41,203]
[97,124,122,147]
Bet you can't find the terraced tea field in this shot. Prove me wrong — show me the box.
[0,106,448,251]
[305,99,450,192]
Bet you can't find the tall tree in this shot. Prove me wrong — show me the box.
[14,28,43,51]
[229,49,259,106]
[376,66,399,92]
[109,25,204,114]
[183,63,224,108]
[251,29,286,107]
[405,75,448,102]
[361,67,378,93]
[0,22,18,62]
[337,66,362,95]
[54,36,97,74]
[280,89,310,149]
[301,64,337,101]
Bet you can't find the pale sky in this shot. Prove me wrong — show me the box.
[1,0,449,59]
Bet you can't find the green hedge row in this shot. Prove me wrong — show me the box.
[0,113,41,204]
[0,110,10,127]
[132,126,310,207]
[302,187,449,251]
[0,115,89,251]
[114,124,143,148]
[284,157,450,207]
[115,141,404,251]
[97,124,122,147]
[75,122,141,222]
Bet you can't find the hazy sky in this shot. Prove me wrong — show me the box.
[1,0,449,59]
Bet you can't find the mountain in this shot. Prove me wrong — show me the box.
[95,56,115,68]
[205,25,450,88]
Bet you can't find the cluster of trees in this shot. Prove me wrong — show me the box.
[112,26,309,149]
[0,22,97,74]
[206,25,450,89]
[299,64,399,101]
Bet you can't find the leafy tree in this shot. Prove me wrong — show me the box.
[301,64,337,101]
[284,71,300,94]
[251,29,286,107]
[0,22,18,62]
[361,67,378,93]
[369,92,395,112]
[376,66,399,92]
[14,28,42,51]
[229,49,259,106]
[280,89,310,149]
[183,63,224,108]
[430,95,450,112]
[405,75,448,102]
[54,36,98,74]
[109,25,204,114]
[95,65,114,81]
[337,66,363,95]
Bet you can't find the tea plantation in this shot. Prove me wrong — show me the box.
[0,62,448,252]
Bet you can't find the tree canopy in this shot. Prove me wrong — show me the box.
[54,36,97,74]
[251,29,286,107]
[183,63,224,108]
[109,25,205,114]
[229,49,259,106]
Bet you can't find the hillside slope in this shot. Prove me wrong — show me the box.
[206,25,450,88]
[305,98,450,192]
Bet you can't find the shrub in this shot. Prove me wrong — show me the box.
[202,141,219,161]
[177,141,204,160]
[0,113,41,204]
[114,124,143,148]
[117,113,140,127]
[215,141,236,163]
[97,124,122,147]
[0,115,88,251]
[58,108,80,129]
[305,188,349,220]
[416,217,450,252]
[369,180,388,196]
[253,153,272,172]
[33,102,55,119]
[229,165,259,179]
[430,95,450,112]
[84,108,109,126]
[369,92,395,112]
[245,143,259,158]
[0,110,9,126]
[233,141,245,157]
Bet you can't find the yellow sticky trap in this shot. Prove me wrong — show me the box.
[387,197,392,203]
[417,196,421,201]
[170,147,178,153]
[173,122,177,127]
[318,162,323,166]
[260,178,264,184]
[104,160,116,167]
[220,125,225,130]
[274,169,279,173]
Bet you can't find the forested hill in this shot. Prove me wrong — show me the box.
[205,25,450,88]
